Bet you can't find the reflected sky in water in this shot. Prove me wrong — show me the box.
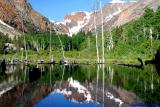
[34,93,102,107]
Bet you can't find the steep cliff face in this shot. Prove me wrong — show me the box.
[84,0,159,32]
[0,0,65,35]
[83,2,134,31]
[103,0,159,29]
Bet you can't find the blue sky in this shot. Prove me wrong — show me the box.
[28,0,111,21]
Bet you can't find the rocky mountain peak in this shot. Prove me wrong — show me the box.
[0,0,65,37]
[56,11,92,36]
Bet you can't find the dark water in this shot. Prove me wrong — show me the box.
[0,64,159,107]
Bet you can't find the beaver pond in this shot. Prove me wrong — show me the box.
[0,64,159,107]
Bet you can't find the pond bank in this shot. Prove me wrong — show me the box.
[0,56,151,65]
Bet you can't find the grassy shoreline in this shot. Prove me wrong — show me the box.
[0,52,152,65]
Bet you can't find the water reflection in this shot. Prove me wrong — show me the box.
[155,64,160,76]
[29,67,41,83]
[0,60,6,75]
[35,77,102,107]
[102,64,105,107]
[95,65,99,107]
[0,64,159,107]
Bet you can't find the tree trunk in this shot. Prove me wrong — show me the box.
[94,8,100,63]
[100,0,105,63]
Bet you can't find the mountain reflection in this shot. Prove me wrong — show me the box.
[0,64,159,107]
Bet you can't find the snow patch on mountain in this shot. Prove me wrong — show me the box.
[55,11,92,36]
[50,20,55,23]
[68,12,92,36]
[56,21,65,25]
[110,0,137,3]
[113,8,122,15]
[68,20,86,36]
[70,11,91,16]
[0,19,20,39]
[105,8,122,22]
[0,20,14,30]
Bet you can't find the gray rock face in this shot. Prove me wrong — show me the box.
[0,0,65,34]
[0,20,20,39]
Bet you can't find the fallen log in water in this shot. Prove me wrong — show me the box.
[117,58,144,70]
[145,59,155,65]
[37,60,55,65]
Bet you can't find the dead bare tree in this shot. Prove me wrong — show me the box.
[100,0,105,64]
[93,0,100,63]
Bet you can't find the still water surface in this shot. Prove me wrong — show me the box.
[0,64,159,107]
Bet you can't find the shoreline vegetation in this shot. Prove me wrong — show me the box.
[0,7,160,65]
[0,51,154,65]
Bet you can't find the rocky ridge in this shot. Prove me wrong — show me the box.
[56,0,160,36]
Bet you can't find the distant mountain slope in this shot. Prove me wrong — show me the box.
[101,0,160,30]
[57,0,160,35]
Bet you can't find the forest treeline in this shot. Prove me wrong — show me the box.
[0,7,160,60]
